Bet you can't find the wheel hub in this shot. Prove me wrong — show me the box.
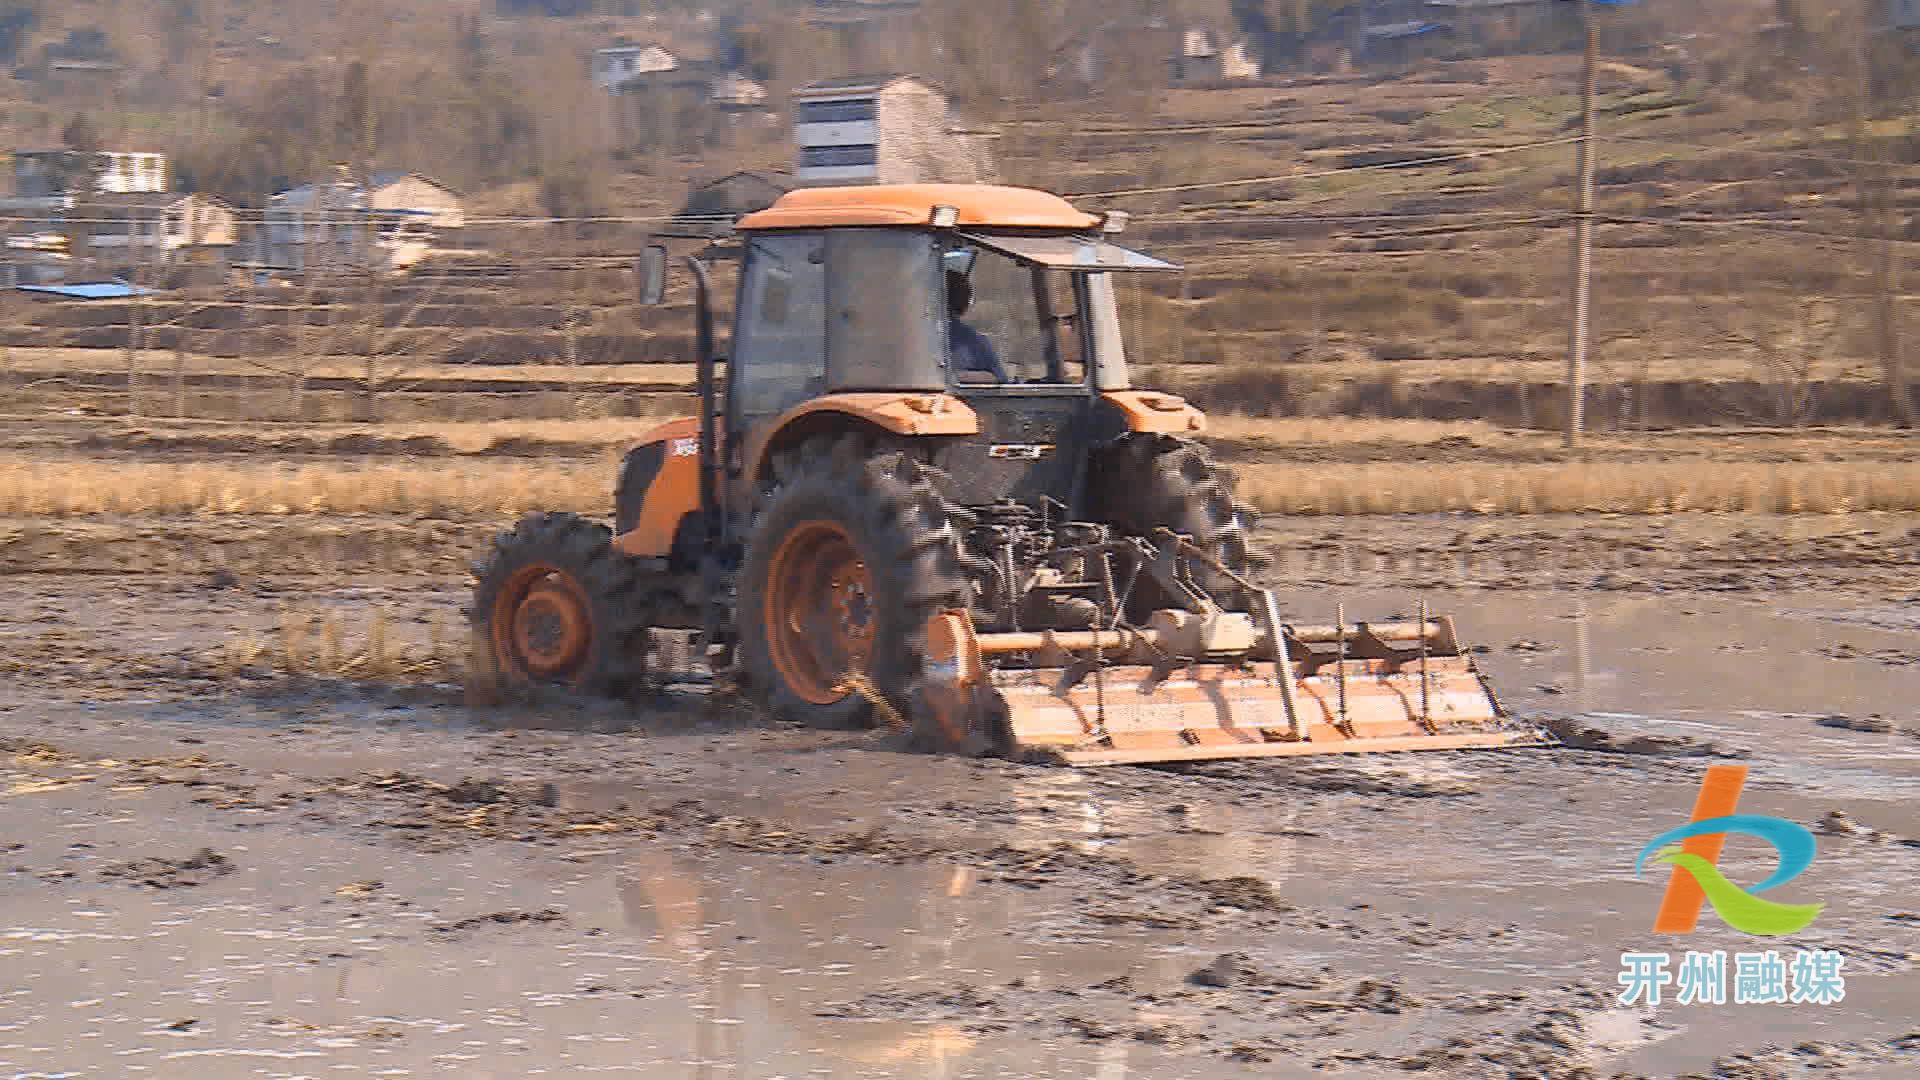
[493,567,593,681]
[765,520,876,705]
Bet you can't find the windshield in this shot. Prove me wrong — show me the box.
[944,243,1086,386]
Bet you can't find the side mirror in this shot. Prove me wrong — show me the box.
[637,244,668,305]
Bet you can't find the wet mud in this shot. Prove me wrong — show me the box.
[3,575,1920,1076]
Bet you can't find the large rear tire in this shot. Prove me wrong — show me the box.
[1088,434,1271,615]
[470,511,653,696]
[738,434,969,729]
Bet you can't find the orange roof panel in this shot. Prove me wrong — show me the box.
[736,184,1100,231]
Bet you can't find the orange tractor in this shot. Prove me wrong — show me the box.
[472,184,1546,765]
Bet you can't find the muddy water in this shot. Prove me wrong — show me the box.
[1,782,1227,1078]
[4,579,1920,1076]
[1396,587,1920,787]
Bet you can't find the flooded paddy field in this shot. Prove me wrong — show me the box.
[2,560,1919,1077]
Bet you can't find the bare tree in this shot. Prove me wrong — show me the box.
[1703,294,1838,428]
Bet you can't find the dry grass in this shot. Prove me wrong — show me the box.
[218,608,458,681]
[0,460,606,517]
[5,454,1918,518]
[62,416,687,453]
[369,417,684,451]
[1204,415,1508,445]
[0,346,697,385]
[1236,462,1920,515]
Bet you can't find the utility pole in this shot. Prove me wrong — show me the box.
[1565,0,1598,447]
[1854,11,1914,426]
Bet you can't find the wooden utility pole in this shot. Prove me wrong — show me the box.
[1565,0,1597,447]
[1854,9,1915,426]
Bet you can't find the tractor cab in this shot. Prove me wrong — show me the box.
[715,185,1182,510]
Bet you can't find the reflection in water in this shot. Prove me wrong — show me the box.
[841,1023,979,1072]
[1310,587,1920,787]
[618,850,703,957]
[947,865,977,898]
[1095,1038,1132,1080]
[1000,762,1303,886]
[589,847,1211,1077]
[1573,592,1591,711]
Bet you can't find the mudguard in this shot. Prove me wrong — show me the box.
[612,417,704,559]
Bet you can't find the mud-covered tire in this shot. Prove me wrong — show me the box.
[470,511,653,697]
[1088,434,1271,614]
[738,434,970,729]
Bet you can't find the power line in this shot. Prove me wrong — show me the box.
[1069,135,1588,200]
[1606,133,1920,174]
[1600,213,1901,247]
[0,211,739,226]
[1131,209,1562,226]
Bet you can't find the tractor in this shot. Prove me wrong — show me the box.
[471,184,1545,765]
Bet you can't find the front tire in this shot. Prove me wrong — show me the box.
[470,511,652,696]
[738,435,969,728]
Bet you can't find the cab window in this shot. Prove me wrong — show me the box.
[945,244,1086,387]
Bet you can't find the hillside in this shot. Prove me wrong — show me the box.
[3,0,1919,427]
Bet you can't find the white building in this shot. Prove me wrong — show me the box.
[12,149,167,197]
[593,44,678,91]
[94,151,168,194]
[791,75,991,186]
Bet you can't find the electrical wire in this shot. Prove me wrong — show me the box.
[1067,135,1588,199]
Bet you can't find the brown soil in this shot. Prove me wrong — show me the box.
[3,567,1918,1075]
[2,409,1917,1075]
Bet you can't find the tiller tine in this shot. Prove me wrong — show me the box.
[913,595,1552,768]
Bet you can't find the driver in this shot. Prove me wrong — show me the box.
[946,271,1008,383]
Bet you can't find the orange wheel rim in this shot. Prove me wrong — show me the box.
[764,520,875,705]
[490,563,593,681]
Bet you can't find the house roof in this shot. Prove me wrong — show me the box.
[738,184,1099,231]
[277,172,461,205]
[69,193,180,209]
[597,41,673,55]
[13,148,166,159]
[1364,20,1450,39]
[367,170,461,196]
[17,279,155,300]
[793,73,930,96]
[271,182,346,205]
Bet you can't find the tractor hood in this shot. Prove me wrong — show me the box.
[957,233,1181,272]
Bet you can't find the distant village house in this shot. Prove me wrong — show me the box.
[364,171,466,228]
[11,149,167,199]
[61,192,237,272]
[1065,24,1263,89]
[1172,29,1263,84]
[593,43,678,91]
[791,75,992,186]
[245,168,464,274]
[1880,0,1920,30]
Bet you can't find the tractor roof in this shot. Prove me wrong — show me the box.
[735,184,1101,232]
